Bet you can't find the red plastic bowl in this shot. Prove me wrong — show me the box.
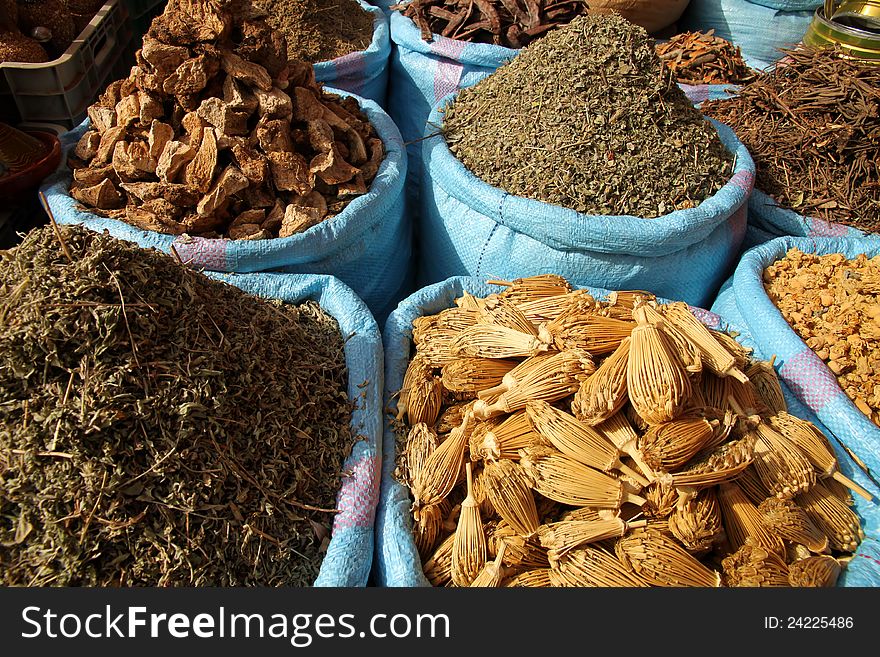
[0,130,62,204]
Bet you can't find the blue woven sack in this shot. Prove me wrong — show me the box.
[749,188,872,240]
[710,236,880,585]
[418,93,755,309]
[202,271,383,587]
[746,0,822,10]
[314,0,390,109]
[679,0,816,70]
[40,88,409,326]
[387,10,517,213]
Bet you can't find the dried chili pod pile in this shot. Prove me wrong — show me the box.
[392,274,870,587]
[702,45,880,233]
[68,0,385,241]
[442,13,734,218]
[0,225,354,586]
[655,30,756,86]
[392,0,590,48]
[764,248,880,429]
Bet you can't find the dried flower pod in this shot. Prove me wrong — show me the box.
[668,488,724,553]
[709,329,752,369]
[411,412,473,508]
[733,466,772,505]
[796,482,864,553]
[701,372,731,412]
[615,529,720,587]
[527,400,647,485]
[451,463,487,586]
[722,540,790,587]
[638,416,715,473]
[476,352,556,402]
[486,521,549,570]
[571,337,631,426]
[477,295,540,336]
[751,422,816,499]
[661,302,749,381]
[788,556,842,587]
[434,401,475,435]
[642,303,702,374]
[538,517,642,564]
[519,446,646,509]
[440,357,518,394]
[502,568,553,587]
[422,532,455,586]
[474,349,595,420]
[397,355,443,425]
[471,465,496,518]
[489,274,573,303]
[552,545,649,587]
[513,289,596,324]
[767,412,873,502]
[398,422,440,489]
[413,502,445,561]
[627,306,691,424]
[717,481,786,557]
[469,542,507,588]
[595,411,655,482]
[644,480,679,519]
[668,434,756,490]
[473,411,546,461]
[450,324,552,360]
[757,497,829,554]
[746,359,787,415]
[481,459,540,537]
[545,313,635,356]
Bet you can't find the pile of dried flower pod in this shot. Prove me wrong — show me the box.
[68,0,384,240]
[392,0,590,48]
[392,274,871,587]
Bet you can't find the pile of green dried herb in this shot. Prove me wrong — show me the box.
[442,13,734,218]
[702,46,880,234]
[257,0,374,62]
[0,225,354,586]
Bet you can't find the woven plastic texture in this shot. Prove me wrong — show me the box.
[418,93,755,310]
[749,188,871,240]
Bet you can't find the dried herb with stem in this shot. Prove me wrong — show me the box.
[443,13,734,218]
[702,45,880,233]
[0,225,354,586]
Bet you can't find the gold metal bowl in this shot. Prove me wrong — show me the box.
[804,1,880,62]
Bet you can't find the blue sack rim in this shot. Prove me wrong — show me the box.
[422,91,755,256]
[41,88,406,272]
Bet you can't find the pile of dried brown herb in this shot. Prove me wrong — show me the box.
[257,0,375,62]
[702,46,880,233]
[443,13,734,218]
[0,224,354,586]
[392,0,590,48]
[68,0,384,241]
[656,30,756,86]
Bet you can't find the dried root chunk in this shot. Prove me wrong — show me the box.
[74,131,101,161]
[71,179,124,210]
[156,141,196,183]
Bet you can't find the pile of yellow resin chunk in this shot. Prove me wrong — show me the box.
[764,248,880,429]
[392,275,871,587]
